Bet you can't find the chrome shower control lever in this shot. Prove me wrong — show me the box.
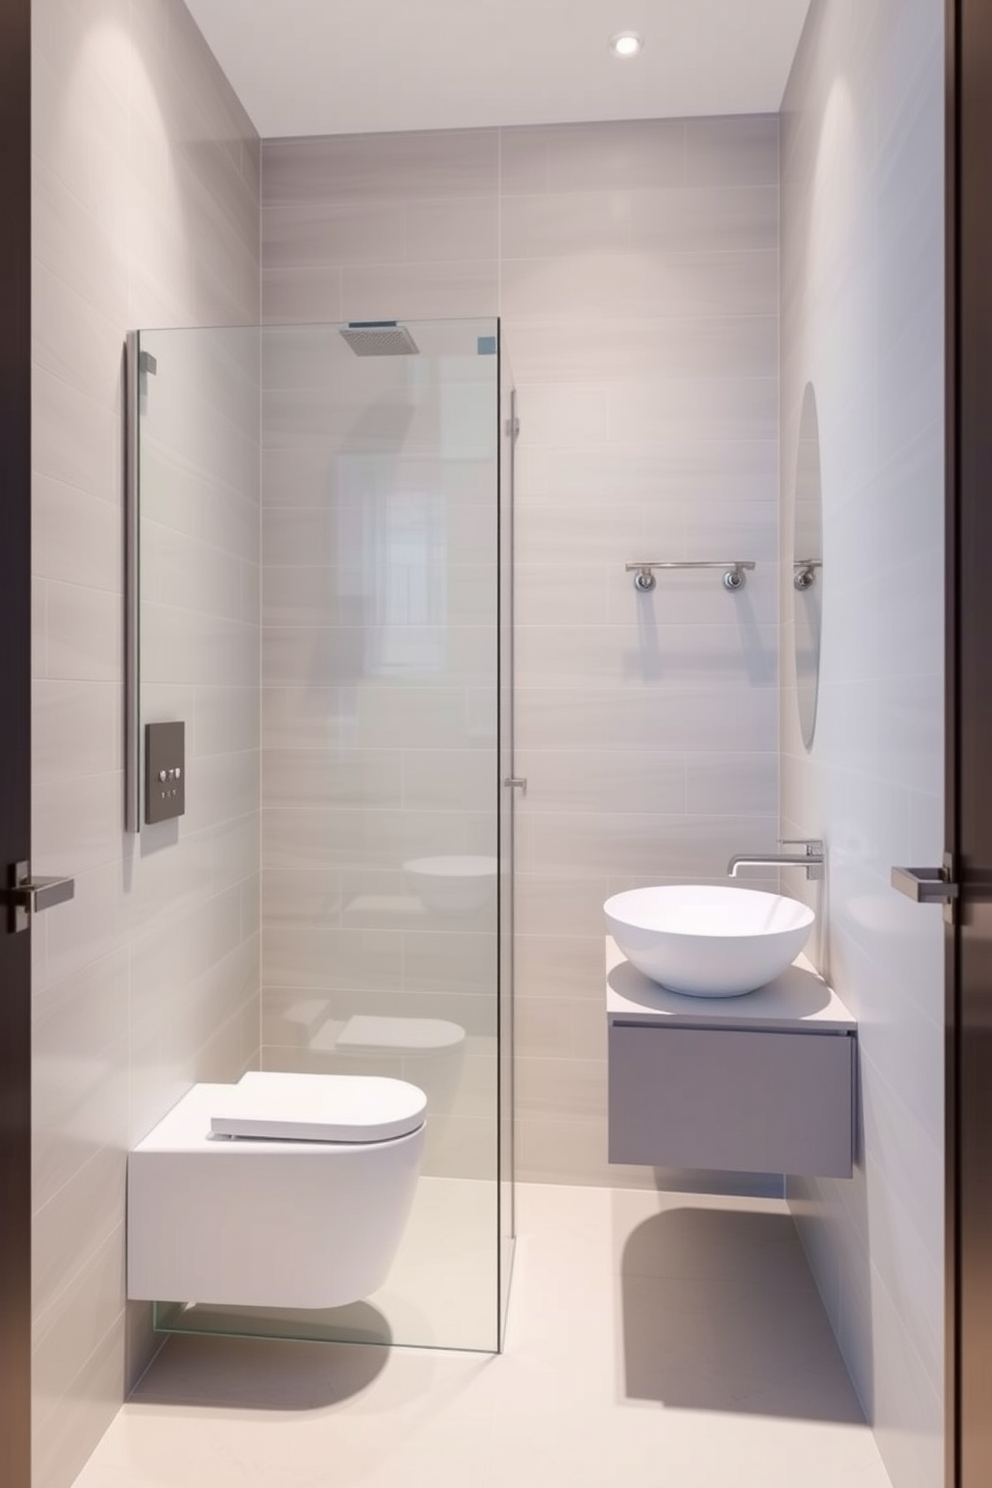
[3,860,75,934]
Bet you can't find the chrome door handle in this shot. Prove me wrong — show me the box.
[891,863,959,905]
[3,861,75,934]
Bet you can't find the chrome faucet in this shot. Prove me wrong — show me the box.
[727,839,824,881]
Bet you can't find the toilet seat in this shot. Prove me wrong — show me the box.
[210,1071,427,1144]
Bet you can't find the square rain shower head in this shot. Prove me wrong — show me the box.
[339,322,420,356]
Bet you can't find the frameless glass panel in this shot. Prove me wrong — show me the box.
[136,317,509,1354]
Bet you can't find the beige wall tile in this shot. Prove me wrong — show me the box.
[341,259,500,320]
[32,7,261,1482]
[685,114,781,186]
[780,1,945,1480]
[259,114,780,1199]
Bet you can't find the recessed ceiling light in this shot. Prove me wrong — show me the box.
[609,31,643,59]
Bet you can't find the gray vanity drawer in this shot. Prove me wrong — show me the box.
[608,1022,855,1178]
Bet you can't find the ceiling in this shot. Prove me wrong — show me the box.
[183,0,813,139]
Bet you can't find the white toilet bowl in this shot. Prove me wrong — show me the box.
[127,1071,426,1310]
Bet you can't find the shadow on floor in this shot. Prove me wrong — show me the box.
[620,1206,865,1424]
[130,1325,390,1411]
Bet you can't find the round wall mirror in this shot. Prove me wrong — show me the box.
[793,383,823,749]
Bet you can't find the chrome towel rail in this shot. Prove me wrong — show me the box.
[625,561,756,593]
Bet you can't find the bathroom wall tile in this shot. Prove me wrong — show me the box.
[514,749,687,817]
[506,315,779,385]
[513,874,615,942]
[514,997,570,1059]
[264,200,407,270]
[32,1316,124,1488]
[262,264,343,325]
[515,622,778,693]
[264,804,467,873]
[516,1056,608,1121]
[514,683,777,756]
[262,686,347,751]
[685,114,781,187]
[405,197,499,262]
[402,930,498,995]
[516,811,777,883]
[502,184,778,261]
[515,930,606,1014]
[685,753,780,817]
[33,770,123,877]
[142,524,245,621]
[32,64,264,1435]
[33,1228,125,1425]
[539,437,779,505]
[608,376,779,445]
[401,749,494,812]
[501,248,779,323]
[33,679,119,779]
[264,747,404,810]
[33,474,123,594]
[629,184,781,254]
[33,1021,129,1216]
[341,259,500,321]
[514,1115,646,1189]
[263,924,404,992]
[32,367,118,502]
[45,581,122,683]
[781,2,946,1480]
[32,1143,126,1321]
[194,685,262,760]
[262,130,499,208]
[31,158,123,325]
[500,119,687,195]
[260,115,780,1201]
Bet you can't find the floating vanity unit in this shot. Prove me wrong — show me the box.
[606,938,857,1178]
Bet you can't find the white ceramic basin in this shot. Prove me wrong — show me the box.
[604,885,815,997]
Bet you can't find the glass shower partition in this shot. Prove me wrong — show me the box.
[136,317,514,1353]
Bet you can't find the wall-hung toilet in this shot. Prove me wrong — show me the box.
[127,1071,427,1310]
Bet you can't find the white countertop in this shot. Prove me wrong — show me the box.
[606,937,857,1033]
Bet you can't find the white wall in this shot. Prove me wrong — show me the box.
[31,3,260,1485]
[779,4,945,1486]
[261,118,783,1189]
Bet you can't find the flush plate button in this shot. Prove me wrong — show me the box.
[145,722,186,825]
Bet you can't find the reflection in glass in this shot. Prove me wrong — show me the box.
[793,383,824,749]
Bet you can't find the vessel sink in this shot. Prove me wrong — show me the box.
[604,885,815,997]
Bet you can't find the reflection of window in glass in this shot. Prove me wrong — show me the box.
[336,456,447,677]
[371,487,447,675]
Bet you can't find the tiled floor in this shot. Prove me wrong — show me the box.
[72,1185,892,1488]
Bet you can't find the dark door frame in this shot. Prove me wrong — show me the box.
[0,0,33,1484]
[948,0,992,1483]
